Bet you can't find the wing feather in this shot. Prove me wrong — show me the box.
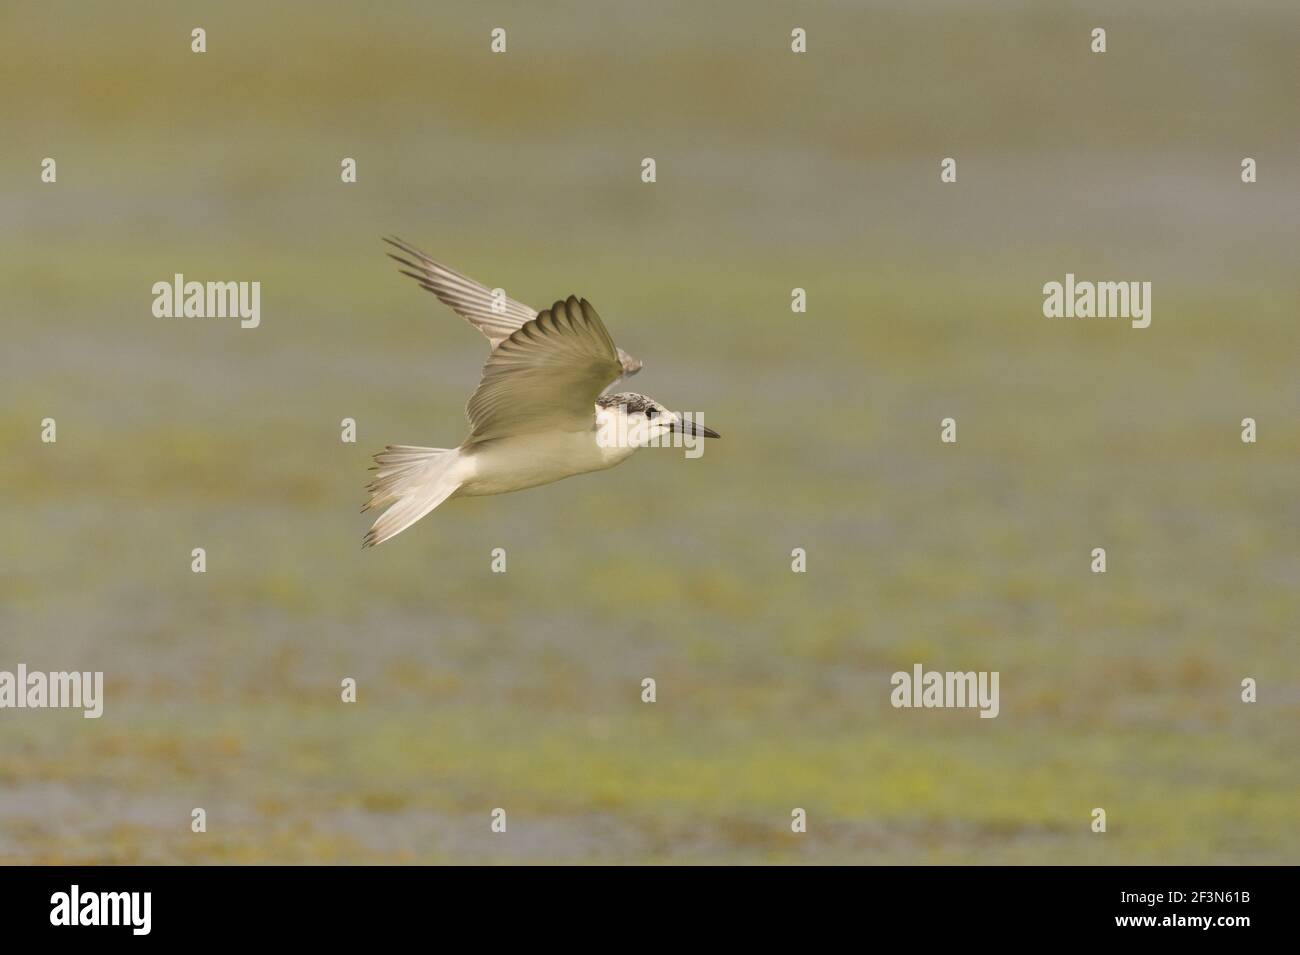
[465,296,623,442]
[383,236,537,342]
[383,237,643,378]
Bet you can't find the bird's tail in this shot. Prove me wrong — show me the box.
[362,445,462,547]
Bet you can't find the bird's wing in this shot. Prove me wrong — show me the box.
[384,236,538,344]
[464,295,624,443]
[383,237,643,378]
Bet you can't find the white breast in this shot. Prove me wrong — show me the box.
[457,409,636,498]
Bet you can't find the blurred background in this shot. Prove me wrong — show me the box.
[1,0,1296,863]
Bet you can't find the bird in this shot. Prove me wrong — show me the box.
[362,237,720,547]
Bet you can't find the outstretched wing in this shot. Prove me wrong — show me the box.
[465,296,624,443]
[383,237,643,378]
[383,236,537,344]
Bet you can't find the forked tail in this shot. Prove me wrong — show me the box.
[362,445,462,547]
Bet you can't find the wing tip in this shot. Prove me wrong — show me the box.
[382,235,428,263]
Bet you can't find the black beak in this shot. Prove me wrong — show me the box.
[671,417,720,439]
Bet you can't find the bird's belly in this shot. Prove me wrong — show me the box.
[457,430,631,497]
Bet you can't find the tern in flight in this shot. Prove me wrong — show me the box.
[362,238,720,547]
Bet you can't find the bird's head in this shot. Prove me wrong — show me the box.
[596,392,720,448]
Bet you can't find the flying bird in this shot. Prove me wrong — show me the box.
[363,237,720,547]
